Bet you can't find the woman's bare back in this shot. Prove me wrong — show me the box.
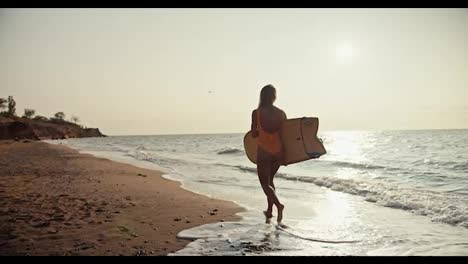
[257,106,286,133]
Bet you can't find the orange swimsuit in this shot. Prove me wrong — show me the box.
[256,109,282,156]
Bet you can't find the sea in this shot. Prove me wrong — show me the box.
[46,129,468,255]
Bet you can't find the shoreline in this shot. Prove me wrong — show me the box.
[0,140,244,256]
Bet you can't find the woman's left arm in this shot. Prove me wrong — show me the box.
[251,110,259,138]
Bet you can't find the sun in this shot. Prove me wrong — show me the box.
[336,44,354,60]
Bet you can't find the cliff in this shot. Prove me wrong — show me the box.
[0,116,106,140]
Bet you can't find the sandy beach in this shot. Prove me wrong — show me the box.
[0,140,244,256]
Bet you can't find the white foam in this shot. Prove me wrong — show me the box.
[274,173,468,227]
[216,147,244,155]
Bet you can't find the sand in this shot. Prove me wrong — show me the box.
[0,140,244,256]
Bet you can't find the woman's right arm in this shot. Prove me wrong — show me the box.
[279,110,287,165]
[281,110,287,121]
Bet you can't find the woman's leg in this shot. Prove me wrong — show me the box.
[257,160,283,219]
[270,159,284,224]
[266,160,281,218]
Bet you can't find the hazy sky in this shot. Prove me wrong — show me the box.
[1,8,467,135]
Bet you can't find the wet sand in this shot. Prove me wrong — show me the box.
[0,140,244,256]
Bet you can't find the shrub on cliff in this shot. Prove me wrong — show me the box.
[33,115,48,122]
[54,112,65,120]
[22,109,36,119]
[0,98,7,111]
[71,116,80,125]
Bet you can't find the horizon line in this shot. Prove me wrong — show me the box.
[102,127,468,137]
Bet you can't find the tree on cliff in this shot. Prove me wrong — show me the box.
[23,109,36,119]
[54,112,65,120]
[7,96,16,117]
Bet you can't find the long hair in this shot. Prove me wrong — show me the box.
[258,84,276,108]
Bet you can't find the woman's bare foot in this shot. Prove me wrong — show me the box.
[277,204,284,224]
[277,222,288,229]
[264,210,273,224]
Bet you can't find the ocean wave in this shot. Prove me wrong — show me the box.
[320,159,468,174]
[226,164,468,228]
[234,165,257,174]
[410,159,468,171]
[219,158,395,172]
[217,148,245,155]
[322,160,389,171]
[124,147,194,170]
[135,144,149,151]
[453,162,468,171]
[125,150,157,163]
[125,146,168,164]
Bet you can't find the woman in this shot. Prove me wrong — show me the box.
[251,84,287,227]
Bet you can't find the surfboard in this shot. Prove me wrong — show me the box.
[243,117,326,165]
